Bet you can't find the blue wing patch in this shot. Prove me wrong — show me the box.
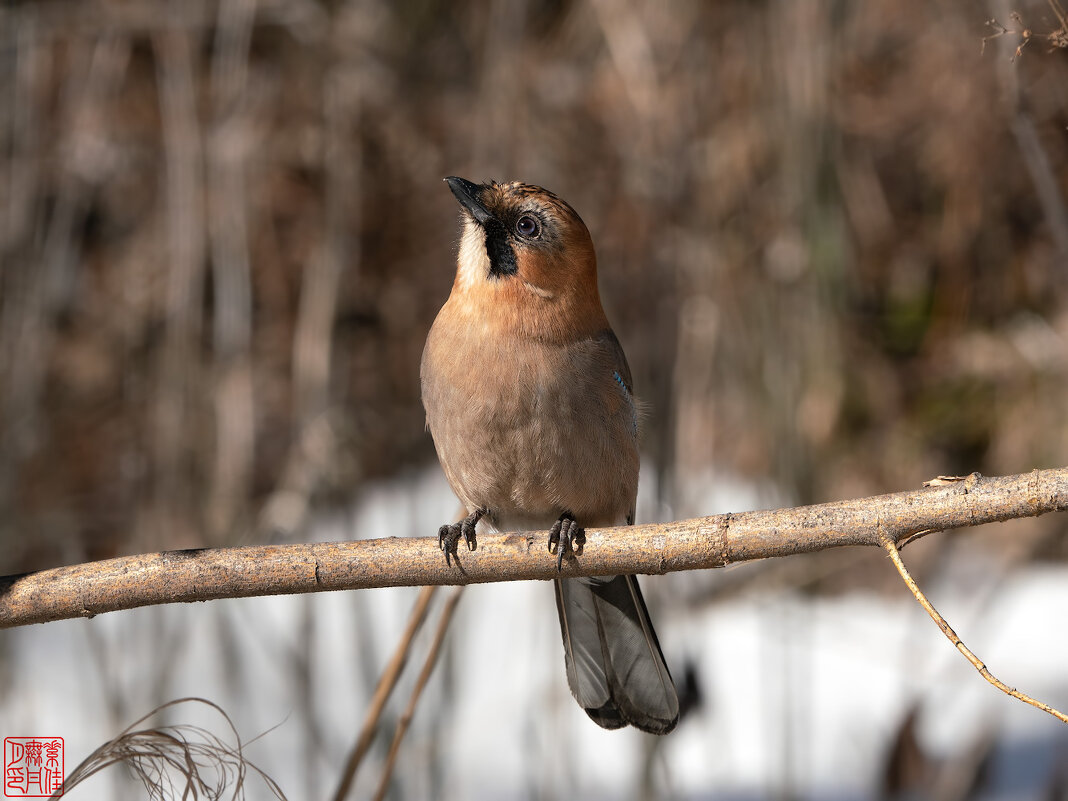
[613,370,639,438]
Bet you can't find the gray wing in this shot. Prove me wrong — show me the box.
[553,329,676,733]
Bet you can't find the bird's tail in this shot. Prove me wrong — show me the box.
[554,575,679,734]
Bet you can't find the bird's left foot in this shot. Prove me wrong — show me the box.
[438,508,483,566]
[547,512,585,570]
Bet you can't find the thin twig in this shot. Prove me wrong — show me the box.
[333,585,438,801]
[372,586,465,801]
[880,536,1068,725]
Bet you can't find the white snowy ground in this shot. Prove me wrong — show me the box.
[3,466,1068,800]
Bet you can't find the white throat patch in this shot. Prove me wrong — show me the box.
[456,220,490,291]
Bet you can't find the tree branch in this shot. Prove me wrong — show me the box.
[2,468,1066,629]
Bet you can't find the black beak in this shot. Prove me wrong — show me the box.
[445,176,494,226]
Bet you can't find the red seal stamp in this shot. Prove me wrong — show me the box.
[4,738,63,797]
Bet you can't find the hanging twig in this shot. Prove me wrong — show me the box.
[880,533,1068,725]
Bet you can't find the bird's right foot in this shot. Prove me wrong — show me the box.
[439,508,483,566]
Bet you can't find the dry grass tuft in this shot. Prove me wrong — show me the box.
[60,697,286,800]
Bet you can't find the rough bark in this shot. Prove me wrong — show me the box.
[2,469,1066,629]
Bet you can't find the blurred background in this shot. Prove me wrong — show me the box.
[2,0,1068,799]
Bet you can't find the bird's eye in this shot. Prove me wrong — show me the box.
[515,215,540,238]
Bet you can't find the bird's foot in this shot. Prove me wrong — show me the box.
[438,508,483,566]
[547,512,585,570]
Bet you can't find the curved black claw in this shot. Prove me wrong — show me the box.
[439,508,484,566]
[547,512,585,570]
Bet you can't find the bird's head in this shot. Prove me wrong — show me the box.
[443,177,607,339]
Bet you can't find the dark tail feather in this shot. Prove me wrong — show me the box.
[554,575,679,734]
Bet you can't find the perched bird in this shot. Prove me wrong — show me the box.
[420,176,679,734]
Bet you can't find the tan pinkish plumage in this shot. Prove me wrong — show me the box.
[421,177,678,734]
